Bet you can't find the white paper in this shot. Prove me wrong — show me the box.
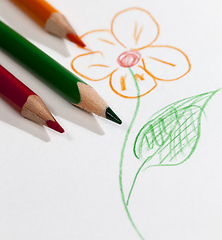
[0,0,222,239]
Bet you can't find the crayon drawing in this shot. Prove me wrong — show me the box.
[119,87,218,239]
[71,7,218,239]
[71,7,191,98]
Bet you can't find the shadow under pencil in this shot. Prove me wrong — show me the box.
[0,99,51,142]
[47,100,105,136]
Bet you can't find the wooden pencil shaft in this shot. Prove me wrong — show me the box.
[45,12,76,38]
[21,94,54,124]
[0,21,83,104]
[0,64,35,113]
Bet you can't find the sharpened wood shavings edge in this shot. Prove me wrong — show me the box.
[45,12,76,38]
[73,82,107,118]
[21,95,54,125]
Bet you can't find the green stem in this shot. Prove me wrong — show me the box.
[119,67,144,239]
[126,157,152,205]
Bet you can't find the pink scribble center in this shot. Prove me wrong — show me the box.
[117,51,141,68]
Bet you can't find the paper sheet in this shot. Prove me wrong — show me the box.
[0,0,222,239]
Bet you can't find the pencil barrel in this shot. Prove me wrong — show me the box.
[0,65,32,112]
[0,21,82,104]
[11,0,58,27]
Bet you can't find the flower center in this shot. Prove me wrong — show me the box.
[117,51,141,68]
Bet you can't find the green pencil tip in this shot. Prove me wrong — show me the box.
[106,107,122,125]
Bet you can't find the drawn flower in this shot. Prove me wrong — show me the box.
[71,7,191,98]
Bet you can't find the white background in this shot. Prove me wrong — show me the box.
[0,0,222,239]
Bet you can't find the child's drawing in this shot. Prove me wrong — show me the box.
[71,7,218,239]
[71,7,191,98]
[119,86,218,239]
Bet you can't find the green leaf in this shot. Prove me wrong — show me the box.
[133,90,219,171]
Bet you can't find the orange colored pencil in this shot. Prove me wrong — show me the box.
[11,0,85,47]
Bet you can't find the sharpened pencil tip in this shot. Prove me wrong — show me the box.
[66,33,86,47]
[46,120,65,133]
[106,107,122,125]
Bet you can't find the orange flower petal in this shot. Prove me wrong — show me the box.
[80,29,124,62]
[139,45,191,81]
[109,64,157,98]
[71,51,117,81]
[111,7,159,50]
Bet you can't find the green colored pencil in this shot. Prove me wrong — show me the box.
[0,21,122,125]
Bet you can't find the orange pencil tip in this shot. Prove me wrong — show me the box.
[46,120,65,133]
[67,33,86,47]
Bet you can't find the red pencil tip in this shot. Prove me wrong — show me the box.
[67,33,86,47]
[46,120,65,133]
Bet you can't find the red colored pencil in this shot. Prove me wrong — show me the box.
[0,65,64,133]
